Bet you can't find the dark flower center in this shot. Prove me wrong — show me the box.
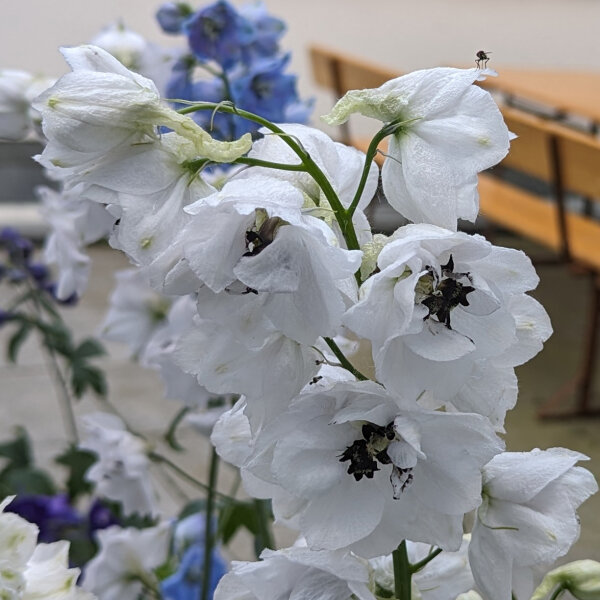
[418,255,475,329]
[339,422,395,481]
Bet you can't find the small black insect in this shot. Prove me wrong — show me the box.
[475,50,491,69]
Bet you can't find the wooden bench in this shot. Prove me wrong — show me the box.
[310,44,600,417]
[479,107,600,417]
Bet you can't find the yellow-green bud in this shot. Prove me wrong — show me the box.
[531,560,600,600]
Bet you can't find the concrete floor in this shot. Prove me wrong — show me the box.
[1,233,599,566]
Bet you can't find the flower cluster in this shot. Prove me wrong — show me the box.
[5,12,598,599]
[157,0,311,140]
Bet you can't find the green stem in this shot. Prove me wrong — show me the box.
[393,541,412,600]
[148,451,234,502]
[253,499,275,556]
[201,447,219,600]
[26,286,79,444]
[410,547,442,573]
[323,337,368,381]
[178,102,361,252]
[235,156,306,171]
[347,126,390,217]
[549,586,565,600]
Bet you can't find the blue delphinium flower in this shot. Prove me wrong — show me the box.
[230,53,299,136]
[161,512,228,600]
[239,2,286,62]
[161,543,228,600]
[156,0,312,143]
[184,0,253,70]
[157,2,194,34]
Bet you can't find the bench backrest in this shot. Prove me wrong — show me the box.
[501,105,600,202]
[310,44,400,97]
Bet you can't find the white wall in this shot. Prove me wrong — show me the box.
[2,0,600,131]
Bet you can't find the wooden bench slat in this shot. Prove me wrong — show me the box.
[479,174,600,272]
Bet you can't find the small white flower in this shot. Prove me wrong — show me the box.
[100,269,172,358]
[343,224,551,428]
[214,545,375,600]
[0,69,34,141]
[470,448,598,600]
[38,185,115,300]
[33,45,251,182]
[243,380,502,557]
[323,67,510,230]
[83,523,170,600]
[79,413,157,516]
[90,22,176,94]
[22,541,93,600]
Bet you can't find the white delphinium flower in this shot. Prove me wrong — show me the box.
[67,132,217,289]
[90,22,176,94]
[83,523,171,600]
[37,185,115,300]
[22,541,94,600]
[343,224,551,429]
[0,496,38,597]
[99,268,171,358]
[0,69,55,141]
[214,545,375,600]
[33,45,251,183]
[0,499,93,600]
[0,69,34,140]
[237,123,379,246]
[176,314,321,428]
[242,380,502,557]
[178,175,361,339]
[470,448,598,600]
[141,295,216,407]
[79,413,157,516]
[370,535,473,600]
[323,67,511,230]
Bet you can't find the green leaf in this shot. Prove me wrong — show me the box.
[1,467,56,495]
[218,500,260,546]
[36,292,61,319]
[70,364,107,398]
[73,338,106,360]
[38,320,73,358]
[55,445,97,501]
[0,427,33,468]
[7,321,32,363]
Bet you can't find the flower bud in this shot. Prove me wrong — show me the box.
[531,560,600,600]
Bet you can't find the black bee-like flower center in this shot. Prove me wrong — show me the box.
[418,255,475,329]
[339,422,396,481]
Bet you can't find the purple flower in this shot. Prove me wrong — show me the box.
[88,499,120,533]
[6,494,82,543]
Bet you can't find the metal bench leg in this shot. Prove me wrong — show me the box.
[538,274,600,419]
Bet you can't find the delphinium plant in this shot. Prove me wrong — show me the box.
[0,3,599,600]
